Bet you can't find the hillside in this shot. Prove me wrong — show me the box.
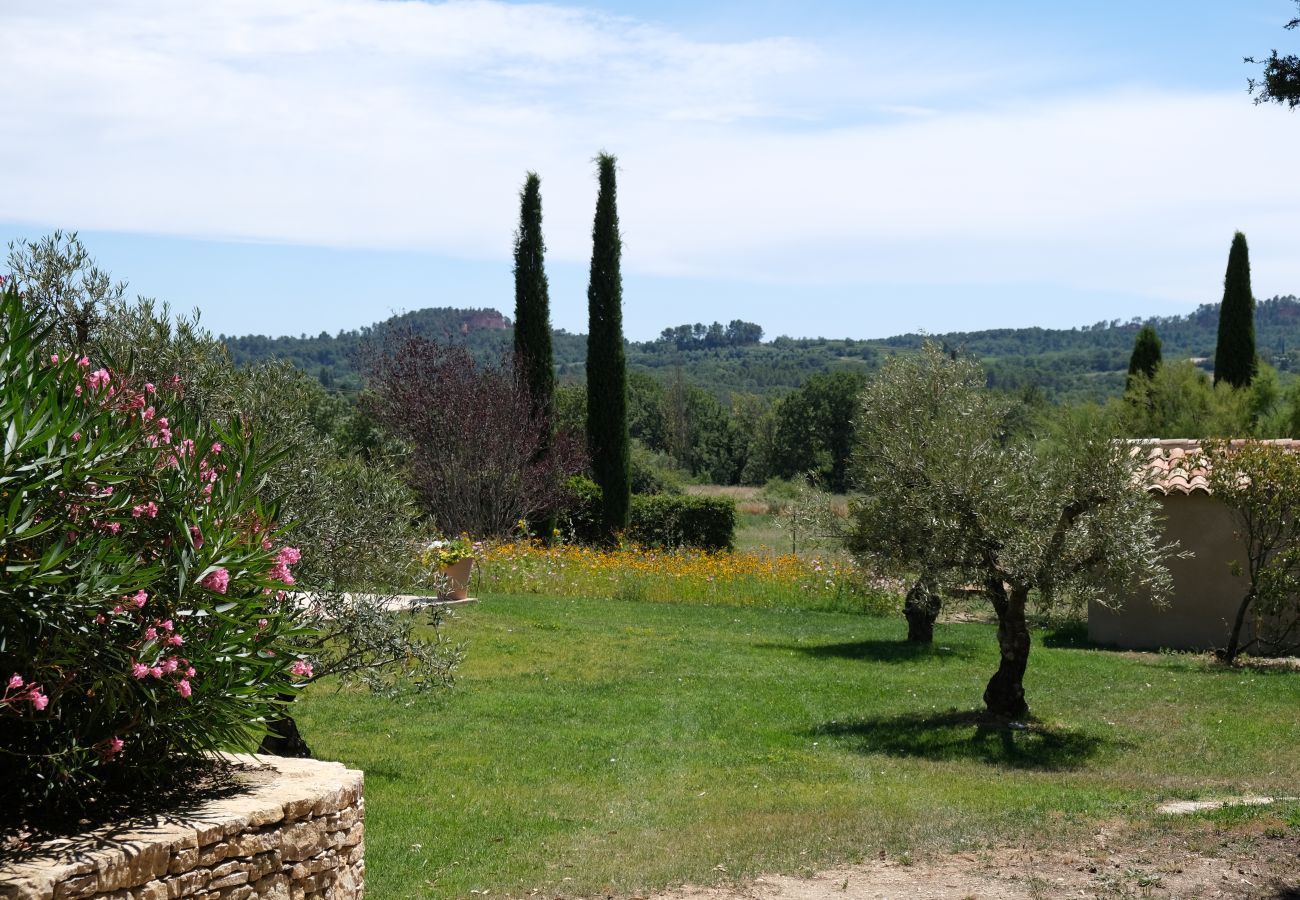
[219,295,1300,401]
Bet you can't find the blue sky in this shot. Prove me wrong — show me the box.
[2,1,1297,341]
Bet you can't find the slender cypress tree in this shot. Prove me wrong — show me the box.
[585,153,630,536]
[1214,231,1257,388]
[513,172,554,423]
[1126,325,1163,389]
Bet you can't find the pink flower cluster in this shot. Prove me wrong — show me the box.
[268,546,301,587]
[3,674,49,712]
[96,735,126,761]
[130,654,196,698]
[290,659,313,679]
[202,567,230,594]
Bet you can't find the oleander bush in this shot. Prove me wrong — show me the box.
[0,283,314,817]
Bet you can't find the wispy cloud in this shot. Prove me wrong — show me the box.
[1,0,1296,311]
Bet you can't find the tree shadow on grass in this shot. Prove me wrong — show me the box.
[810,709,1114,771]
[755,639,979,662]
[1037,620,1102,650]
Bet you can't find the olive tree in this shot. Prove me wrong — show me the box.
[845,344,1173,718]
[1204,439,1300,662]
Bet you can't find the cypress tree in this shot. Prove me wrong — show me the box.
[513,172,554,423]
[1214,231,1257,388]
[1126,325,1163,389]
[585,153,630,536]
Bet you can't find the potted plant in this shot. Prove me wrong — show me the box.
[423,536,477,600]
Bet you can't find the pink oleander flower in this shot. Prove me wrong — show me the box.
[185,666,196,678]
[179,438,195,456]
[72,430,81,441]
[189,525,204,548]
[160,618,173,631]
[76,356,90,368]
[29,689,48,711]
[290,660,313,678]
[7,674,23,690]
[150,666,163,679]
[142,405,155,421]
[85,368,111,391]
[257,618,269,630]
[278,547,302,566]
[167,633,184,646]
[176,679,192,698]
[162,657,178,674]
[133,590,149,608]
[131,662,149,679]
[112,604,125,615]
[94,613,107,625]
[211,441,223,454]
[50,353,59,364]
[143,626,158,641]
[201,567,230,594]
[144,382,155,394]
[131,501,158,519]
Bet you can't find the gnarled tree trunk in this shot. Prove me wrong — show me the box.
[903,577,941,643]
[983,582,1031,719]
[258,695,313,758]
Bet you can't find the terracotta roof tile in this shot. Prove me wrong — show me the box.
[1128,438,1300,495]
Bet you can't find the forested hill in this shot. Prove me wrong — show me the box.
[220,294,1300,401]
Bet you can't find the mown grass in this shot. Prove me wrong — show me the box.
[295,594,1300,899]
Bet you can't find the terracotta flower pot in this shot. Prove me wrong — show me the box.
[439,557,475,601]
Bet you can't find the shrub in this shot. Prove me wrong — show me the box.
[557,475,604,545]
[629,494,737,551]
[0,284,312,817]
[8,235,461,715]
[365,335,585,537]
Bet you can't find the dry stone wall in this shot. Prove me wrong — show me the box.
[0,755,364,900]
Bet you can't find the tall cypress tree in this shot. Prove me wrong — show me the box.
[1126,325,1163,389]
[513,172,554,423]
[585,153,630,536]
[1214,231,1257,388]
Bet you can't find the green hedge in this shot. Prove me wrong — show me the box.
[557,478,736,550]
[629,494,736,551]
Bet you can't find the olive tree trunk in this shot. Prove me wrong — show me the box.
[983,582,1031,719]
[258,696,313,758]
[903,577,941,643]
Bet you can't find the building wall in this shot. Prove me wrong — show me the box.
[1088,492,1251,651]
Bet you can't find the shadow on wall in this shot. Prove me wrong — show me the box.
[809,709,1116,772]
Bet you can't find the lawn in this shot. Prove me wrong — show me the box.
[295,593,1300,898]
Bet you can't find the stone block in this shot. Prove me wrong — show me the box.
[52,873,97,900]
[279,821,325,863]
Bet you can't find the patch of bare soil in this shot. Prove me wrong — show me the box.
[649,830,1300,900]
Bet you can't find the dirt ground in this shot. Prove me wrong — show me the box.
[650,829,1300,900]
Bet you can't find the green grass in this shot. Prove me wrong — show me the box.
[295,595,1300,898]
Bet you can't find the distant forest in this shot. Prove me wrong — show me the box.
[221,295,1300,404]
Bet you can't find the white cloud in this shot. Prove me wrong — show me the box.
[1,0,1296,312]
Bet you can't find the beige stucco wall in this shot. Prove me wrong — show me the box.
[1088,492,1252,651]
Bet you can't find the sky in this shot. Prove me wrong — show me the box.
[1,0,1298,341]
